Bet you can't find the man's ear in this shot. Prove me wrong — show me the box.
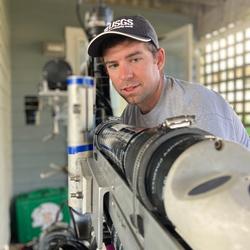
[156,48,166,71]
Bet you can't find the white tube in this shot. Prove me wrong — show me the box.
[67,75,94,213]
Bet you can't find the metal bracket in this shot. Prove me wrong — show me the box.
[88,157,111,250]
[161,115,195,129]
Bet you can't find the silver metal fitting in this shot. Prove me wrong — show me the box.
[161,115,195,129]
[70,192,83,199]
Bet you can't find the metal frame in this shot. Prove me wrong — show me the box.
[88,151,184,250]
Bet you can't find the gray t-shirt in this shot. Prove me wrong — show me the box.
[121,75,250,149]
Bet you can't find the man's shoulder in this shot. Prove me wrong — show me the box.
[165,75,234,116]
[165,75,213,103]
[165,75,208,94]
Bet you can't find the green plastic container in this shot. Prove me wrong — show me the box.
[15,187,70,243]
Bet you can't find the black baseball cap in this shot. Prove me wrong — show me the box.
[87,15,159,57]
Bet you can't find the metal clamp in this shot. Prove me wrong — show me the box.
[161,115,196,129]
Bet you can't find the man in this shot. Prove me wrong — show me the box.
[88,15,250,149]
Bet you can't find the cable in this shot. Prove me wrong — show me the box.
[69,206,81,239]
[52,201,66,226]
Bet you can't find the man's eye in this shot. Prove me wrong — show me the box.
[131,57,142,63]
[107,63,118,69]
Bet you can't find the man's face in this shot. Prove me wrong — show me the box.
[103,40,165,113]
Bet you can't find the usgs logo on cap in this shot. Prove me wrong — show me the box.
[104,19,133,32]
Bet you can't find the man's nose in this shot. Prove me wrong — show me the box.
[119,64,133,80]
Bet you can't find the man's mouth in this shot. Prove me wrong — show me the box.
[122,84,139,93]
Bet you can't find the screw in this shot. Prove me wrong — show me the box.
[214,139,223,150]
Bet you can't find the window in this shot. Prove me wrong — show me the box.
[198,21,250,128]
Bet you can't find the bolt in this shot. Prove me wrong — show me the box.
[214,139,223,150]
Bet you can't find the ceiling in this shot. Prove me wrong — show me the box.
[84,0,226,18]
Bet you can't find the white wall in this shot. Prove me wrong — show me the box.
[0,0,11,247]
